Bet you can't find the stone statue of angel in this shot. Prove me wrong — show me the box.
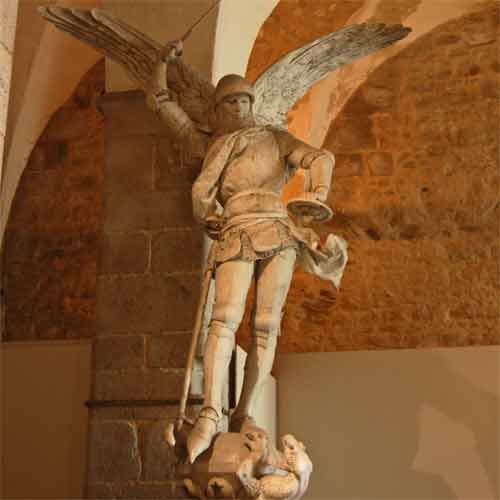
[40,6,411,465]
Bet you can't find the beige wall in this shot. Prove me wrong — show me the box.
[2,340,92,499]
[276,347,499,499]
[0,0,19,174]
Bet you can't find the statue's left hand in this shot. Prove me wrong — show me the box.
[312,187,329,203]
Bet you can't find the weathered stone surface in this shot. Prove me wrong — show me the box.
[88,421,141,482]
[142,420,177,481]
[99,90,162,137]
[105,135,154,195]
[3,61,104,342]
[96,274,200,333]
[94,335,145,371]
[100,232,150,275]
[103,189,195,232]
[149,333,191,369]
[151,230,203,273]
[367,152,394,176]
[93,369,183,400]
[155,137,201,190]
[334,154,364,177]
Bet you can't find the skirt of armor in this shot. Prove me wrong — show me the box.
[215,219,299,264]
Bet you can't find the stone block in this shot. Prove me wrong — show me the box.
[94,335,145,371]
[142,420,177,481]
[105,135,154,195]
[113,483,179,499]
[151,230,203,273]
[93,370,183,400]
[155,137,201,190]
[325,115,376,152]
[87,483,113,499]
[99,90,162,136]
[103,190,195,232]
[163,274,201,331]
[100,232,150,275]
[88,421,141,482]
[96,274,200,333]
[96,275,168,332]
[366,152,394,176]
[334,154,364,177]
[149,333,191,369]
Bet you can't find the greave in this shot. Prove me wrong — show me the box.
[203,320,236,417]
[233,330,277,419]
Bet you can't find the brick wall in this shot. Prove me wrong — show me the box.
[2,60,105,341]
[86,91,203,499]
[276,5,499,352]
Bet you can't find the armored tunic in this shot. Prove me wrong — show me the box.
[192,126,348,287]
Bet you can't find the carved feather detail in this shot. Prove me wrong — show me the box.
[253,23,412,127]
[38,6,215,128]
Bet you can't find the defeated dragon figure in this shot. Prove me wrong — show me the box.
[184,431,312,500]
[238,434,313,500]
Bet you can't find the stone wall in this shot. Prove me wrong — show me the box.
[275,5,499,353]
[86,91,203,499]
[2,60,105,341]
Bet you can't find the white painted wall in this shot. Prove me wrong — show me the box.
[276,347,500,499]
[212,0,279,83]
[1,340,92,499]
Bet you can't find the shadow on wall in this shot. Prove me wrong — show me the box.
[276,348,499,499]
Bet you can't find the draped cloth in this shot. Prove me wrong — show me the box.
[192,126,348,288]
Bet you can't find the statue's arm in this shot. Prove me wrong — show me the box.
[287,144,335,202]
[146,55,209,157]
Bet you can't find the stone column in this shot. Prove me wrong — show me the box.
[0,0,18,172]
[86,91,203,499]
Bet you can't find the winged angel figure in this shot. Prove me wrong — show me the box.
[40,6,410,464]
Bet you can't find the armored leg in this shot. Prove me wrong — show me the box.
[231,248,296,430]
[188,258,254,462]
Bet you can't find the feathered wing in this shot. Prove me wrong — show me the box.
[38,6,215,128]
[253,23,412,127]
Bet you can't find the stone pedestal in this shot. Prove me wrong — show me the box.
[86,91,204,499]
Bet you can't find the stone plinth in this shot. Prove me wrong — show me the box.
[86,90,204,499]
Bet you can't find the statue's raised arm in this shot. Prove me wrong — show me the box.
[39,6,213,158]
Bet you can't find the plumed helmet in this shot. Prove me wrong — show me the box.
[214,74,255,106]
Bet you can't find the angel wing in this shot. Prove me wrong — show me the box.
[38,6,215,129]
[253,23,412,127]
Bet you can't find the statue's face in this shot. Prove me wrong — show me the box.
[214,92,254,134]
[220,93,252,120]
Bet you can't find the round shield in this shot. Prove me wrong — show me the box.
[286,194,333,223]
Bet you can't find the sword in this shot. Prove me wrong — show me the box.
[165,243,217,447]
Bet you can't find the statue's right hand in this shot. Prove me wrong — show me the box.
[160,40,184,62]
[204,215,223,240]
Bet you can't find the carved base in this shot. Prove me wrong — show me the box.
[173,427,312,500]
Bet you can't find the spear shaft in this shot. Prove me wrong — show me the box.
[180,0,222,42]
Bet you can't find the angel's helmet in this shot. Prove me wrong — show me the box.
[214,74,255,106]
[213,74,256,134]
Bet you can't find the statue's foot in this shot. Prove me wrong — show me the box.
[229,412,258,433]
[187,407,219,463]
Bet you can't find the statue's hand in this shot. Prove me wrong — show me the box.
[312,186,329,203]
[160,40,184,62]
[205,215,223,240]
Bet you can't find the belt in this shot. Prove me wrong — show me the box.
[223,189,287,219]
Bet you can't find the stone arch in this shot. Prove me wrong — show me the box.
[1,0,102,246]
[2,59,105,341]
[283,4,498,353]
